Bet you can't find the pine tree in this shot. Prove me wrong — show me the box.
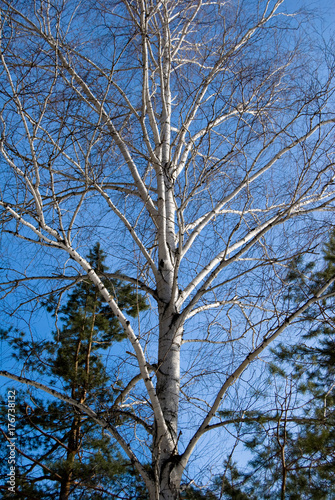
[235,231,335,499]
[0,244,148,499]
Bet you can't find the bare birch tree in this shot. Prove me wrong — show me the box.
[0,0,335,498]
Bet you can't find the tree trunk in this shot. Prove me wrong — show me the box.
[155,202,183,498]
[59,417,81,500]
[154,303,182,495]
[59,440,76,499]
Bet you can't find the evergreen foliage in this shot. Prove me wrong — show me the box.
[0,244,148,499]
[228,231,335,499]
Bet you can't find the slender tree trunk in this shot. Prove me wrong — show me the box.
[155,302,182,498]
[59,311,91,500]
[155,178,182,497]
[59,418,80,500]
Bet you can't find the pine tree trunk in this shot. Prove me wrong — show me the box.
[59,471,73,500]
[59,418,80,500]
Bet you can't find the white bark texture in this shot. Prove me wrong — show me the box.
[0,1,335,498]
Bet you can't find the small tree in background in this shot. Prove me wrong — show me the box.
[227,231,335,499]
[1,243,148,499]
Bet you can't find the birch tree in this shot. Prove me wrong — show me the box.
[0,1,335,498]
